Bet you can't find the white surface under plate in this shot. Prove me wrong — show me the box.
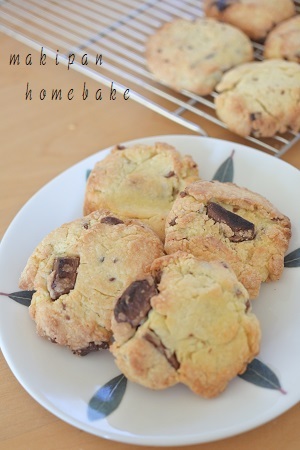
[0,135,299,446]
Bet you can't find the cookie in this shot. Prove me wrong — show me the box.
[19,210,164,354]
[164,181,291,298]
[83,142,199,241]
[264,15,300,62]
[145,18,253,95]
[110,251,261,398]
[204,0,295,41]
[214,60,300,137]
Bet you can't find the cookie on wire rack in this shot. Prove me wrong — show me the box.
[214,59,300,138]
[203,0,296,41]
[145,17,253,95]
[264,15,300,63]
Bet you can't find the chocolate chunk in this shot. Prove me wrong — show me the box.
[172,187,179,199]
[100,216,124,225]
[154,270,162,285]
[207,202,255,242]
[74,341,109,356]
[213,0,232,12]
[49,256,80,300]
[169,216,177,226]
[250,112,262,121]
[114,279,157,327]
[164,171,175,178]
[144,330,180,370]
[116,144,126,150]
[245,299,251,313]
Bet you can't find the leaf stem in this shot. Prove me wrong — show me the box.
[279,387,287,395]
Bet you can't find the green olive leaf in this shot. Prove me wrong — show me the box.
[86,169,91,181]
[284,248,300,267]
[87,374,127,421]
[212,150,234,182]
[0,290,35,307]
[238,359,286,394]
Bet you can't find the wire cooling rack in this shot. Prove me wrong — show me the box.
[1,0,299,156]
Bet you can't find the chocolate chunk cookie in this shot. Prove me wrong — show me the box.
[264,15,300,63]
[164,181,291,298]
[83,142,199,241]
[19,210,164,354]
[204,0,295,41]
[215,60,300,137]
[145,18,253,95]
[110,252,261,398]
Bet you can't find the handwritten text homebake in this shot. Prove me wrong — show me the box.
[9,47,131,101]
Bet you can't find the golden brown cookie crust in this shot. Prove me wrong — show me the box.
[164,180,291,298]
[204,0,295,40]
[215,60,300,137]
[146,17,253,95]
[84,142,199,241]
[111,251,261,398]
[20,210,164,354]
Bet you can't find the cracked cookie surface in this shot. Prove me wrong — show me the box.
[84,142,199,241]
[215,60,300,137]
[264,15,300,63]
[110,251,261,398]
[204,0,295,40]
[19,210,164,354]
[145,17,253,95]
[164,180,291,298]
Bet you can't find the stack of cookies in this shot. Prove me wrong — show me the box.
[20,141,291,398]
[145,0,300,138]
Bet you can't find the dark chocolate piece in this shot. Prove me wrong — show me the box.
[250,112,262,121]
[100,216,124,225]
[144,330,180,370]
[74,341,109,356]
[169,216,177,227]
[245,299,251,313]
[212,0,233,12]
[49,256,80,300]
[154,270,162,285]
[114,279,157,327]
[207,202,255,242]
[204,52,215,59]
[172,187,179,199]
[164,171,175,178]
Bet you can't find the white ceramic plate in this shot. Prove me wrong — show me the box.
[0,135,299,446]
